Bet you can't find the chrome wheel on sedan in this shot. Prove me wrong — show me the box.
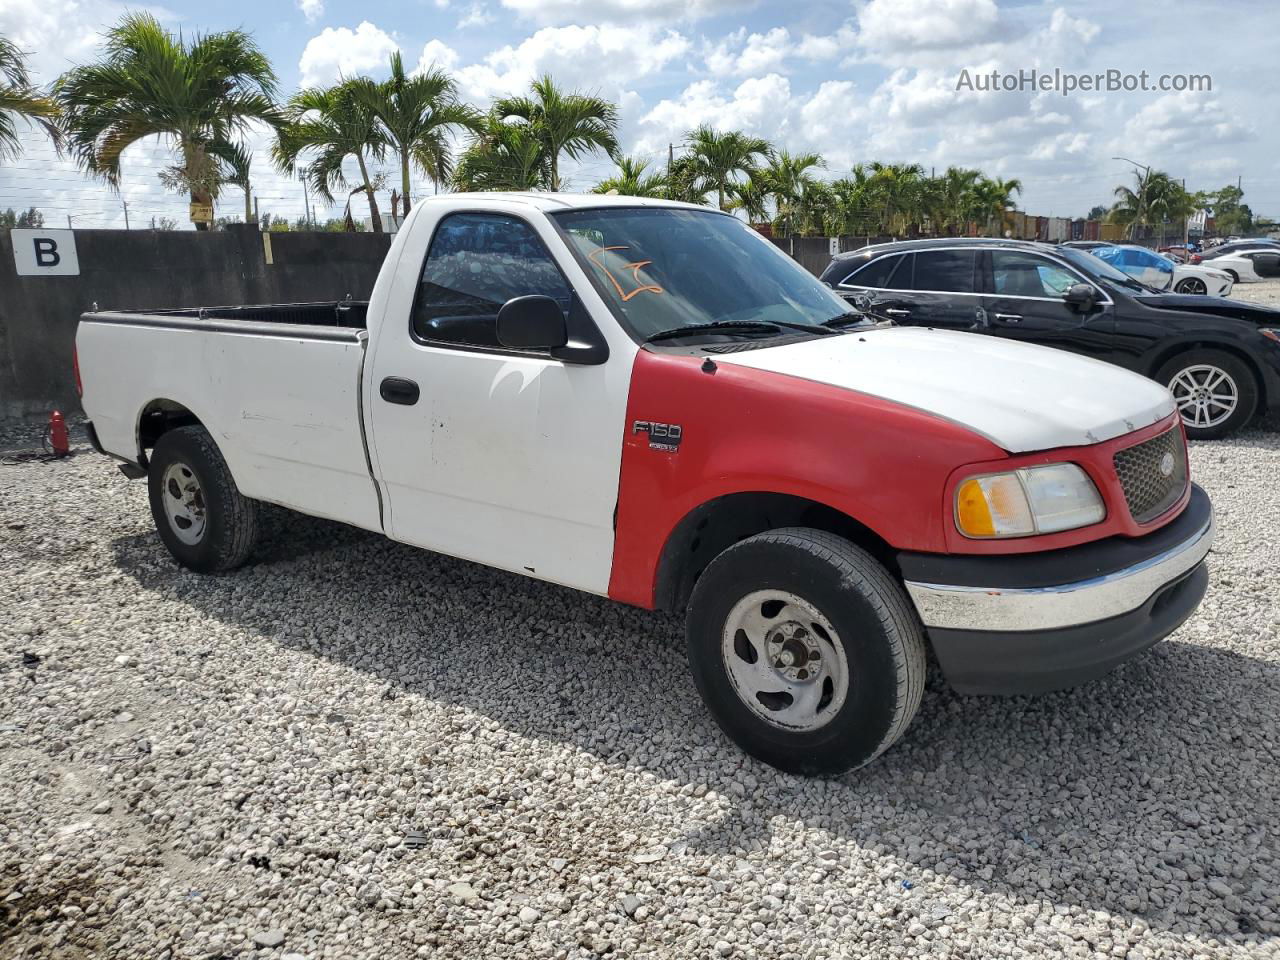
[1175,278,1207,295]
[1169,364,1238,430]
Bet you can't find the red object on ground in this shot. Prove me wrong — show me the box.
[48,410,70,457]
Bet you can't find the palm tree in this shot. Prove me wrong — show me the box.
[1111,169,1184,241]
[209,139,254,223]
[726,174,772,223]
[969,175,1021,235]
[350,52,479,217]
[684,126,771,209]
[664,154,709,205]
[493,75,618,192]
[453,113,547,192]
[866,162,925,236]
[1,34,60,160]
[275,82,388,232]
[759,150,824,236]
[55,14,279,230]
[592,155,666,197]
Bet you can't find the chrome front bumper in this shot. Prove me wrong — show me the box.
[904,506,1215,633]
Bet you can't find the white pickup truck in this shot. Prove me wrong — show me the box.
[76,193,1215,774]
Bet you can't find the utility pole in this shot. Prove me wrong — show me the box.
[1182,178,1189,248]
[122,199,130,230]
[303,180,312,229]
[66,215,73,229]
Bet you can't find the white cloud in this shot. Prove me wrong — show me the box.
[856,0,1005,55]
[297,0,324,23]
[637,74,794,152]
[298,21,399,87]
[413,39,460,73]
[1118,94,1251,156]
[455,24,690,104]
[0,0,165,82]
[457,3,495,28]
[498,0,752,24]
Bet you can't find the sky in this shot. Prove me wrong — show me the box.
[0,0,1276,230]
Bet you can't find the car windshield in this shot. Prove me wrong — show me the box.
[1054,246,1153,294]
[551,207,858,341]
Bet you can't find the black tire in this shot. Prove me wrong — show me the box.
[1226,269,1240,284]
[1155,348,1259,440]
[1175,278,1206,295]
[685,528,926,776]
[147,425,258,572]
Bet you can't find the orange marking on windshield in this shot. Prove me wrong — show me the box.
[588,245,665,301]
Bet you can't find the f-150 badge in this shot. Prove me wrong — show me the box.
[633,420,682,452]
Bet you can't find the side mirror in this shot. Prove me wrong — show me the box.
[1063,283,1097,312]
[496,295,568,350]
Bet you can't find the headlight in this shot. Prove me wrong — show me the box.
[955,463,1105,538]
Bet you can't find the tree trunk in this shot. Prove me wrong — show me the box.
[401,152,412,218]
[357,152,382,233]
[550,153,559,192]
[244,182,252,223]
[191,187,212,232]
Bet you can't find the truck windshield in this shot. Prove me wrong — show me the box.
[551,207,855,341]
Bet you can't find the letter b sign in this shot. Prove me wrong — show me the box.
[12,228,80,276]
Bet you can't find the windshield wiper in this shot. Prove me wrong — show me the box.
[643,319,833,343]
[821,311,869,327]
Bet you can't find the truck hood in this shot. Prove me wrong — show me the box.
[716,327,1175,453]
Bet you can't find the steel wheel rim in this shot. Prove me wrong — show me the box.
[162,461,206,545]
[1177,278,1206,295]
[721,589,849,732]
[1169,364,1238,429]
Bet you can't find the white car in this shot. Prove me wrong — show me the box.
[1089,245,1234,296]
[1199,247,1280,284]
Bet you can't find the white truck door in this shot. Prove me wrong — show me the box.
[365,206,634,595]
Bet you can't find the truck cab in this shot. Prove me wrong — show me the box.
[76,194,1214,775]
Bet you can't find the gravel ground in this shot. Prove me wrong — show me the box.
[3,288,1280,959]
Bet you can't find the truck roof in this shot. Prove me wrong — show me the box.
[420,192,717,214]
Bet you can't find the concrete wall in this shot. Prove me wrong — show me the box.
[0,225,392,416]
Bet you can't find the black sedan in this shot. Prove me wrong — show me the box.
[820,237,1280,438]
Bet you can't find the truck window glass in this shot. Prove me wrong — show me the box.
[552,208,850,340]
[413,213,573,350]
[912,250,977,293]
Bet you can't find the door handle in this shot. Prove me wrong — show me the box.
[994,313,1022,323]
[379,377,420,405]
[883,308,911,317]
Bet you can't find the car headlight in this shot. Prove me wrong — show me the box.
[955,463,1105,538]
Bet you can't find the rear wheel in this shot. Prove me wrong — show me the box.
[1225,269,1240,284]
[1175,277,1207,295]
[147,425,258,572]
[1156,349,1258,440]
[685,528,926,775]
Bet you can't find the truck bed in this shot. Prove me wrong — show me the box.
[77,301,382,533]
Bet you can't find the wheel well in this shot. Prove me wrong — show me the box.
[136,399,203,467]
[1148,341,1267,409]
[653,492,897,614]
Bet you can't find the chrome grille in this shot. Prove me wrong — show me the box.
[1113,428,1188,524]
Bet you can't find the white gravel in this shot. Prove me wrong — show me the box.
[2,289,1279,958]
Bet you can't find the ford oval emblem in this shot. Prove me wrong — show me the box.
[1159,452,1175,477]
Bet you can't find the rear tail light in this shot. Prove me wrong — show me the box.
[1190,254,1202,264]
[73,344,83,398]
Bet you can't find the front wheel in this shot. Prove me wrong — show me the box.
[1156,349,1259,440]
[1175,278,1207,295]
[147,425,259,572]
[686,528,926,775]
